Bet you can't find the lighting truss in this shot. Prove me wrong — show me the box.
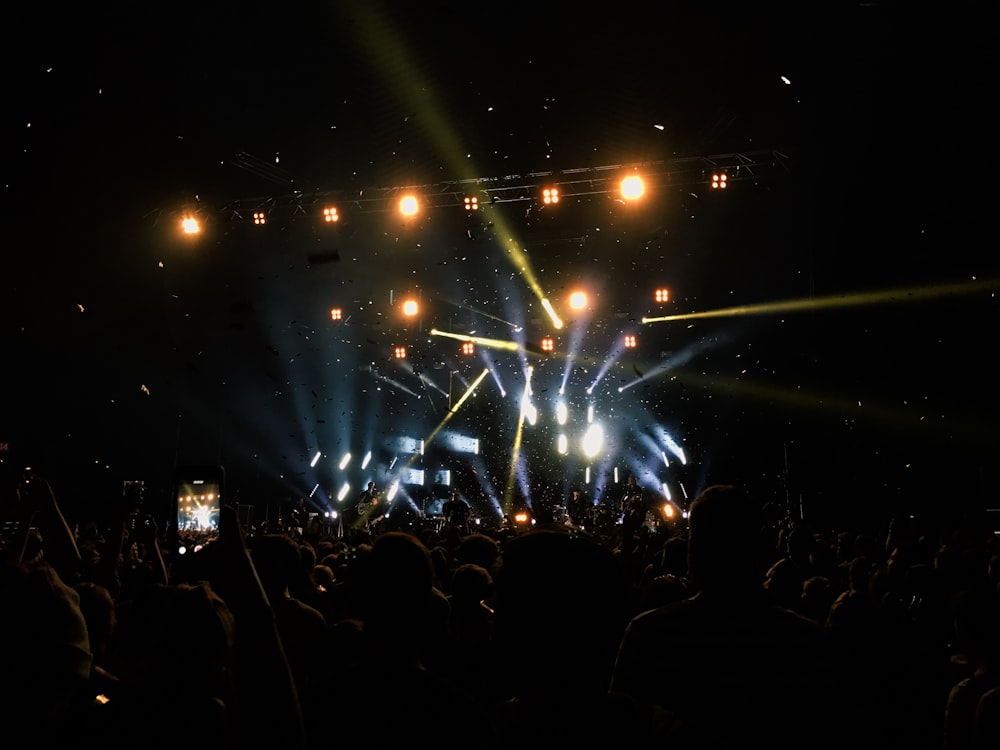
[157,149,791,227]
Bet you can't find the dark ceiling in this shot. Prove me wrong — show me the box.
[2,2,997,528]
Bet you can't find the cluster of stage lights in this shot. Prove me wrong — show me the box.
[177,173,666,235]
[329,285,672,358]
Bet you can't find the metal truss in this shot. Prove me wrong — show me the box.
[160,149,792,226]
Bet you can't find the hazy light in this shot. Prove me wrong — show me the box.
[556,401,568,425]
[569,291,587,310]
[337,483,350,502]
[620,175,644,200]
[661,482,672,501]
[181,216,200,234]
[661,451,670,468]
[338,452,351,470]
[400,195,419,216]
[540,297,563,329]
[386,480,400,501]
[557,434,568,455]
[582,423,604,458]
[361,450,372,469]
[402,299,419,316]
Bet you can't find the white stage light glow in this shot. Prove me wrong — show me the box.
[582,423,604,458]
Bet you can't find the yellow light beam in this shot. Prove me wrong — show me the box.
[402,368,490,475]
[642,278,997,324]
[503,366,532,513]
[348,3,557,329]
[430,328,521,353]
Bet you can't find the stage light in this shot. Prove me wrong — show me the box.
[569,291,587,310]
[330,307,343,321]
[181,216,201,235]
[620,175,645,200]
[557,434,568,455]
[337,483,351,502]
[542,187,560,205]
[462,341,475,355]
[361,450,372,469]
[624,334,637,348]
[582,423,604,459]
[394,346,407,359]
[253,211,267,225]
[555,401,568,425]
[323,206,339,222]
[310,451,321,468]
[711,173,728,189]
[662,502,676,520]
[400,195,419,216]
[464,196,478,210]
[338,452,351,470]
[540,298,564,329]
[402,299,419,317]
[541,336,555,352]
[654,288,670,303]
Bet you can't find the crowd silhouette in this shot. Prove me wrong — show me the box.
[2,470,999,749]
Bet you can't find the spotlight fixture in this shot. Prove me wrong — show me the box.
[330,307,343,321]
[399,195,419,216]
[181,216,201,235]
[323,206,339,222]
[541,336,555,352]
[402,299,419,317]
[569,291,587,310]
[624,334,637,349]
[711,173,728,189]
[253,211,267,225]
[464,196,478,211]
[394,346,407,359]
[462,341,475,355]
[620,175,645,200]
[654,288,670,303]
[542,187,560,205]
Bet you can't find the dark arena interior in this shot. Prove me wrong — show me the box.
[2,2,997,536]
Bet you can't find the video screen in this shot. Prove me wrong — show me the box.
[176,476,221,553]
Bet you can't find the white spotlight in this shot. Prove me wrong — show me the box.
[582,423,604,459]
[310,451,321,468]
[336,482,350,502]
[557,434,568,455]
[556,401,568,425]
[361,451,372,469]
[338,452,351,470]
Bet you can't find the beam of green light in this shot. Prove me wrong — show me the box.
[348,1,559,330]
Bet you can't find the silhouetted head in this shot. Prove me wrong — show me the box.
[687,484,764,594]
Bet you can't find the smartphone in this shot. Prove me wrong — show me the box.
[173,465,225,557]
